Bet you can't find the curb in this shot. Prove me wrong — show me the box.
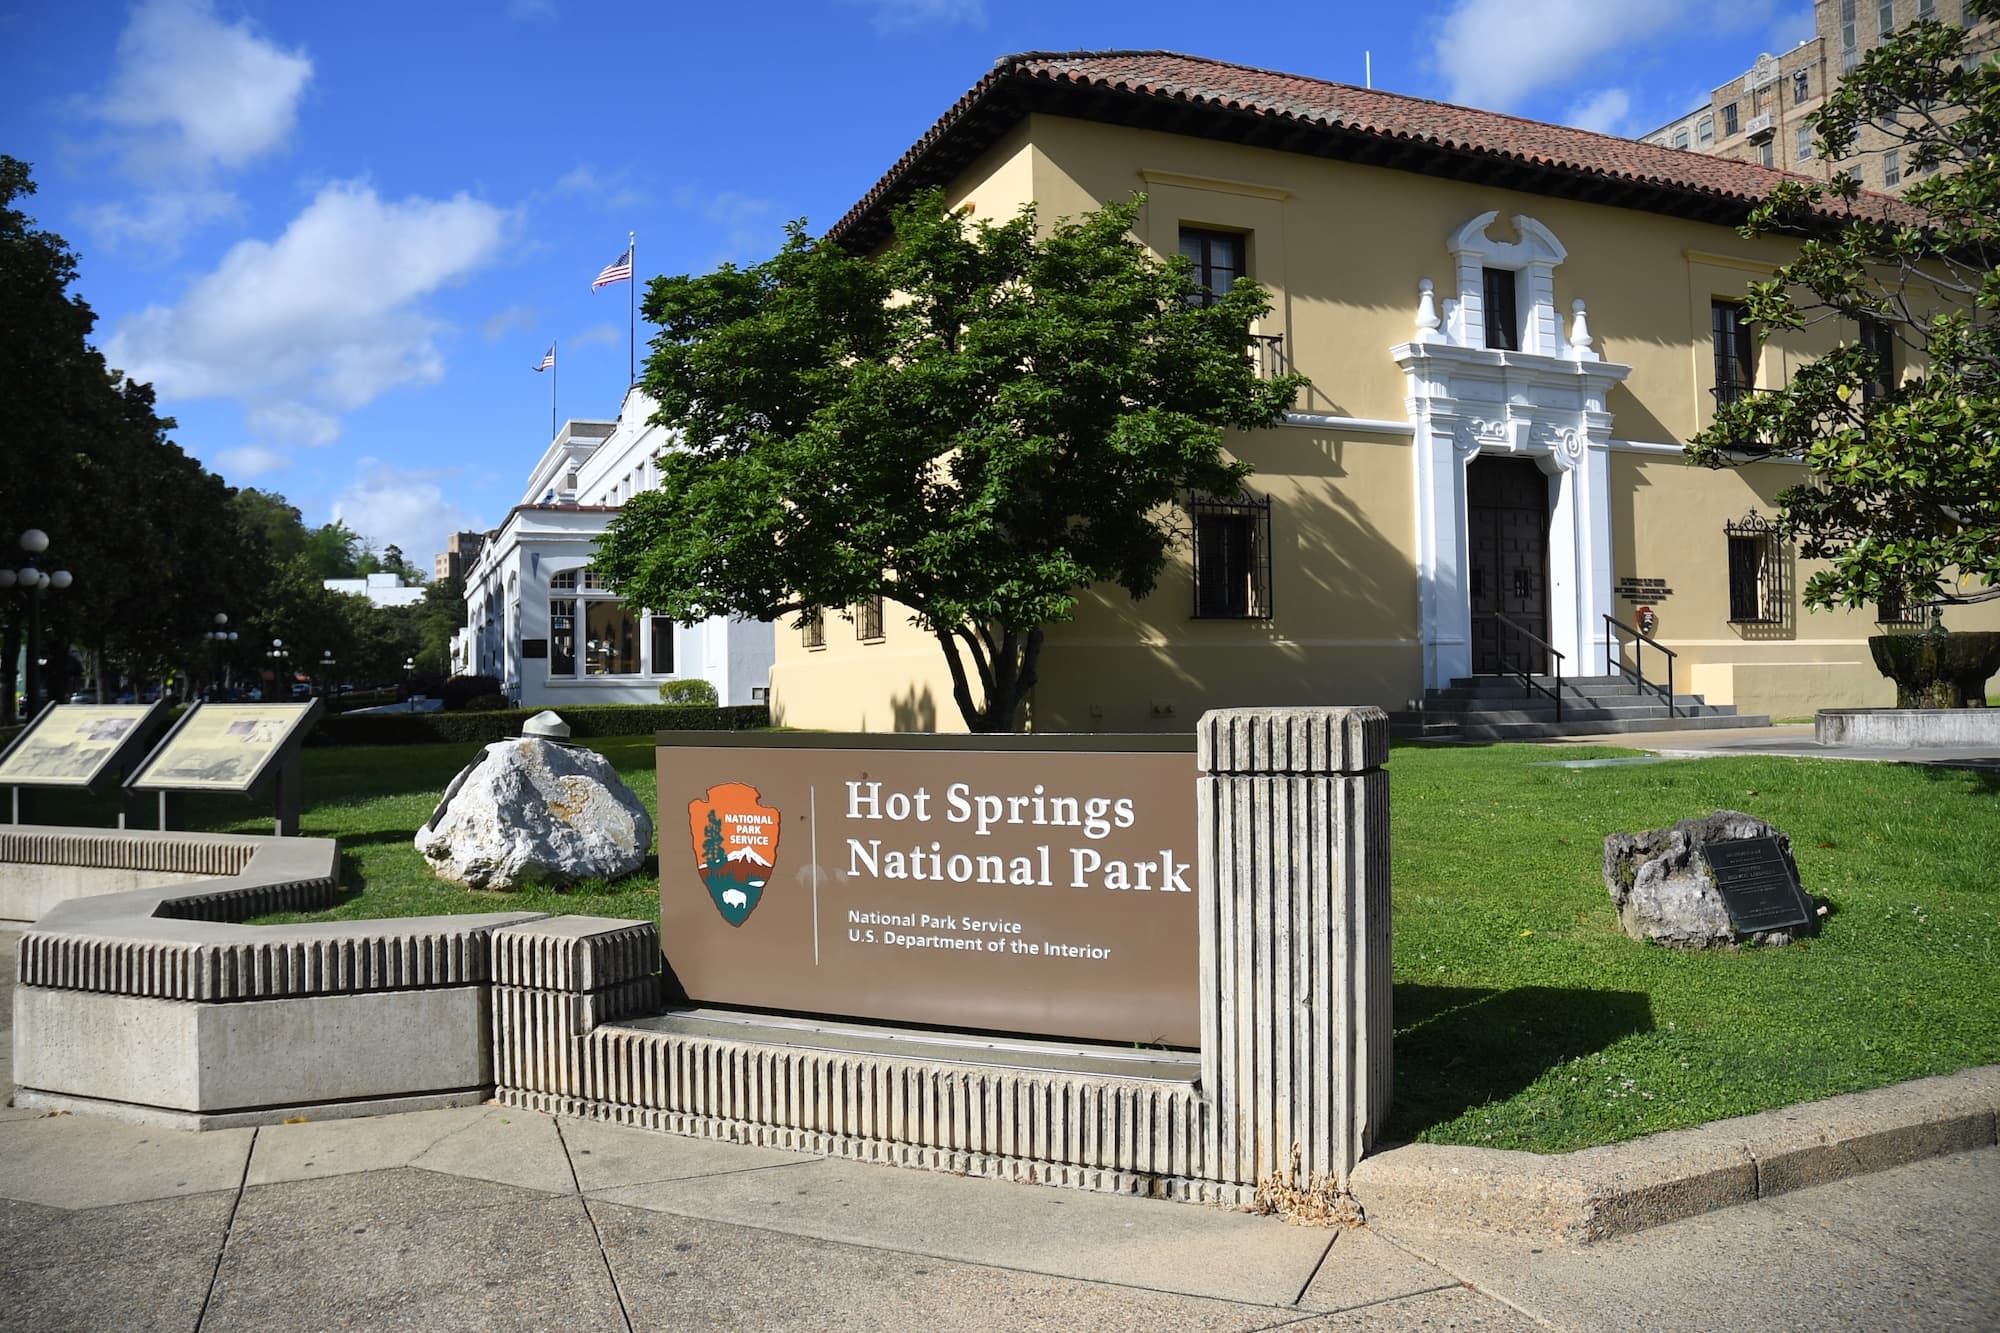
[1348,1065,2000,1244]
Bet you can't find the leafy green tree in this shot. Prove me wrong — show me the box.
[0,157,261,708]
[230,489,311,567]
[411,575,465,675]
[1689,4,1999,614]
[299,519,366,580]
[596,192,1304,731]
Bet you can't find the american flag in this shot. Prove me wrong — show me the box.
[533,343,555,372]
[591,246,633,291]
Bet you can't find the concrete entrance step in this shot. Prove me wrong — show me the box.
[1452,712,1774,741]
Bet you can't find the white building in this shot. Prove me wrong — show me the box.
[460,387,775,708]
[323,572,426,608]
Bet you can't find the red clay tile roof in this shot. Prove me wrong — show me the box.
[829,49,1921,250]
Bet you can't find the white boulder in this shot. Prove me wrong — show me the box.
[416,737,653,891]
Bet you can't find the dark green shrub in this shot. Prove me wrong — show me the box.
[307,703,771,747]
[439,674,503,711]
[657,678,720,706]
[462,692,510,712]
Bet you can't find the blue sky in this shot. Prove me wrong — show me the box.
[3,0,1815,565]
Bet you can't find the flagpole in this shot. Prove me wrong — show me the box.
[627,230,636,387]
[551,339,558,440]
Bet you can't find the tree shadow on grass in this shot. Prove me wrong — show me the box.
[1387,983,1654,1143]
[1911,761,2000,795]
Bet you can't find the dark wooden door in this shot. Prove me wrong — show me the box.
[1468,457,1551,674]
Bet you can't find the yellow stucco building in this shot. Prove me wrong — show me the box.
[770,51,1996,733]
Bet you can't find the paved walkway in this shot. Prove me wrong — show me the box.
[4,942,1996,1331]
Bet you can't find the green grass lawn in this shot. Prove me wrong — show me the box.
[34,735,1998,1155]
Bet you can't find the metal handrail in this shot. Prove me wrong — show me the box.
[1602,614,1678,718]
[1483,612,1565,722]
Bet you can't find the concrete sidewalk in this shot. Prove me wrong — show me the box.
[5,937,1997,1331]
[1537,721,2000,768]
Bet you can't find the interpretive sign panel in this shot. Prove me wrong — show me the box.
[657,733,1199,1047]
[1704,836,1813,934]
[0,703,164,789]
[129,703,318,794]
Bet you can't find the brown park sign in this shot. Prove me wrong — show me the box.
[657,733,1199,1047]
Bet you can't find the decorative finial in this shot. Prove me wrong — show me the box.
[1415,279,1441,343]
[1569,298,1597,361]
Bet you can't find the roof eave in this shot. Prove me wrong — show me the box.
[826,62,1785,253]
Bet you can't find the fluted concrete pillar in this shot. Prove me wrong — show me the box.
[1197,707,1392,1193]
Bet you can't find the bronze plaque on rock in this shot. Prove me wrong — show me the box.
[657,734,1200,1047]
[1704,836,1813,934]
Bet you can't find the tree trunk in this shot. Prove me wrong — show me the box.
[938,621,1045,733]
[0,618,17,723]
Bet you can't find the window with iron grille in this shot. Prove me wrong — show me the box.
[802,609,826,650]
[1876,582,1927,626]
[1724,512,1786,624]
[1859,316,1898,402]
[1190,491,1273,619]
[855,595,884,641]
[1178,228,1247,307]
[1712,301,1756,404]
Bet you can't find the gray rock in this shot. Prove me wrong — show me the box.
[1603,810,1814,949]
[416,738,653,891]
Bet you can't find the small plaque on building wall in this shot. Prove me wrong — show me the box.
[521,638,548,659]
[1616,576,1674,603]
[1703,836,1814,935]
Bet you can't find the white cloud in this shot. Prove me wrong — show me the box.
[106,180,512,444]
[331,459,484,564]
[674,187,779,261]
[247,402,340,447]
[1429,0,1788,111]
[572,323,620,348]
[554,163,646,212]
[1565,88,1634,135]
[483,303,538,342]
[93,0,312,178]
[77,0,312,252]
[213,445,289,480]
[78,187,241,252]
[850,0,985,33]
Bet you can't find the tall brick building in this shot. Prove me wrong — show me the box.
[1643,0,1996,195]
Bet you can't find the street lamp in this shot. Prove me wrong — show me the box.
[403,656,416,710]
[318,649,336,700]
[1,529,72,720]
[204,613,238,699]
[265,638,286,699]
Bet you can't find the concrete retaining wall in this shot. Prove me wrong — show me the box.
[9,826,541,1128]
[1816,707,2000,746]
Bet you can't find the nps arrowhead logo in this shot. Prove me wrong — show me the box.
[687,782,781,927]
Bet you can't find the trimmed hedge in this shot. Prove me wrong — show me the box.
[306,703,770,747]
